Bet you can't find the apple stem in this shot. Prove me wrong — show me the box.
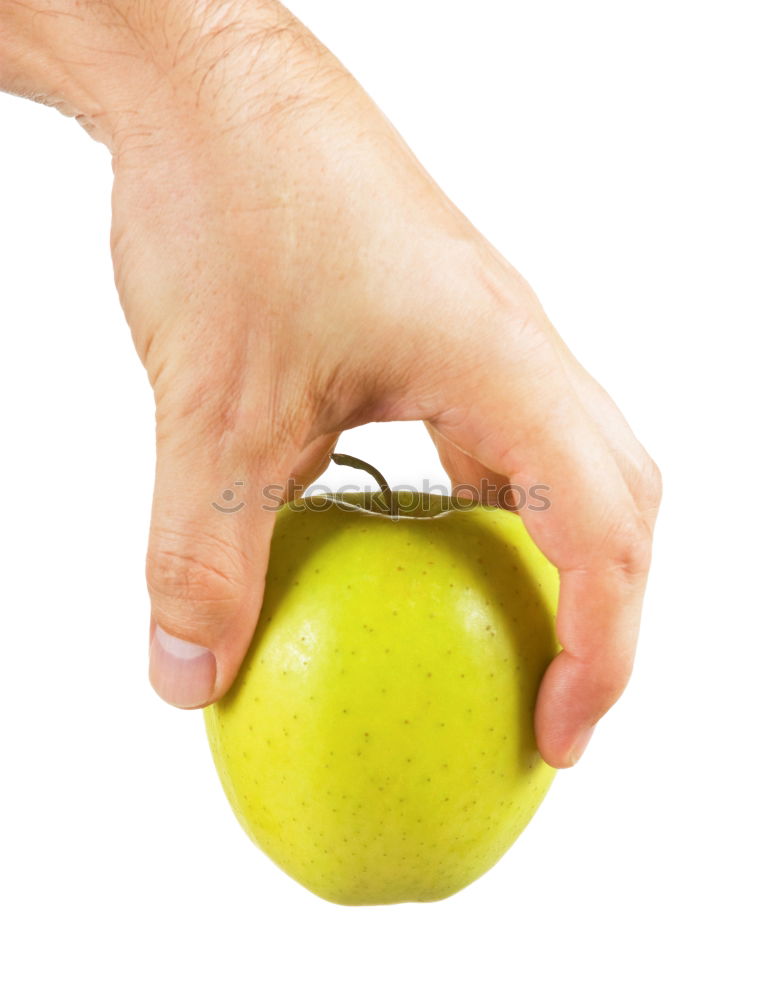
[330,453,398,517]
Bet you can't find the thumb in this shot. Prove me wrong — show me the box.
[146,423,291,710]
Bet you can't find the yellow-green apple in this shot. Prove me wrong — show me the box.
[205,462,559,905]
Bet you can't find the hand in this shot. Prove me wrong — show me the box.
[4,0,661,767]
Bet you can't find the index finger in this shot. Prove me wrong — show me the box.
[430,349,654,767]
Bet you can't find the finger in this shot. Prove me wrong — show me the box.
[426,423,517,508]
[146,401,298,709]
[288,432,339,499]
[429,331,654,768]
[548,331,662,526]
[429,417,646,764]
[429,413,651,750]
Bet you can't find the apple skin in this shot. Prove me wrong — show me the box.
[204,492,559,905]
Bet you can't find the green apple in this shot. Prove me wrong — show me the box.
[205,469,559,905]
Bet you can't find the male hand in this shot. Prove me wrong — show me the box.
[2,0,661,766]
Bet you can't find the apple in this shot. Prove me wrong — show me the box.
[205,459,559,905]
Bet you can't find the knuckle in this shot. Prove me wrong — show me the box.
[641,455,663,509]
[604,516,653,579]
[155,366,246,449]
[154,361,304,473]
[146,528,248,625]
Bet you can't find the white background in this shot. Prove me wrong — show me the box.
[1,1,760,997]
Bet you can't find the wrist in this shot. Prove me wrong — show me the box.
[0,0,291,152]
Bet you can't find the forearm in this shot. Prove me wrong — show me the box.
[0,0,299,151]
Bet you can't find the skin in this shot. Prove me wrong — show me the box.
[0,0,661,767]
[205,493,559,904]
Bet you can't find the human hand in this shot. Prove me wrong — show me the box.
[4,0,660,767]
